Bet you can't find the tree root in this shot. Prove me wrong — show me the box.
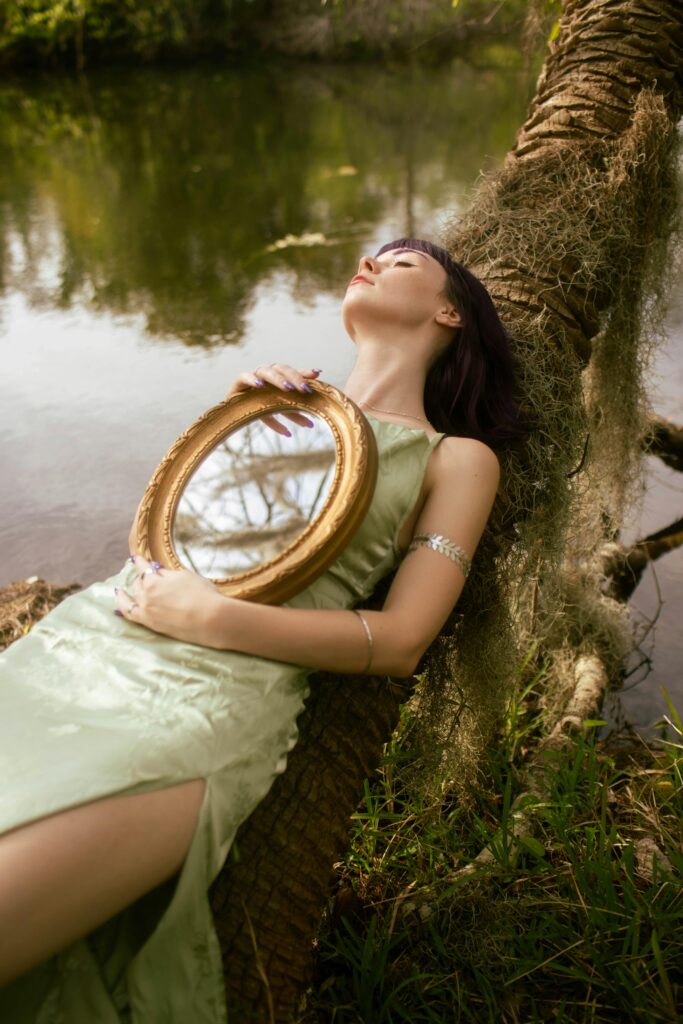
[449,652,610,882]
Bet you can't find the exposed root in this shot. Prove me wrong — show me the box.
[449,650,611,883]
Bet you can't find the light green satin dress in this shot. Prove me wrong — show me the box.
[0,416,445,1023]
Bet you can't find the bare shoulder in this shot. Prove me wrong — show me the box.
[429,435,500,490]
[409,435,500,562]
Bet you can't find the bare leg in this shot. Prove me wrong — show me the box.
[0,779,206,986]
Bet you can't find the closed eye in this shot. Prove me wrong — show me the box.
[394,260,416,267]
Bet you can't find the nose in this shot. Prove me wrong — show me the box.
[357,255,379,276]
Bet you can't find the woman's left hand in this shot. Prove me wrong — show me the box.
[115,555,226,647]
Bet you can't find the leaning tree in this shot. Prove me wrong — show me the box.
[2,2,681,1020]
[207,1,683,1019]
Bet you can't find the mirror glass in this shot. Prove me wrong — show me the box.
[173,412,337,578]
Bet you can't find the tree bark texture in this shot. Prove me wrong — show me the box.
[212,4,683,1020]
[450,1,683,367]
[210,670,412,1021]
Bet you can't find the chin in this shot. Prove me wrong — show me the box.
[341,295,362,335]
[341,316,356,340]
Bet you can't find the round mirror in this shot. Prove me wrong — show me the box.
[133,382,378,604]
[173,414,336,578]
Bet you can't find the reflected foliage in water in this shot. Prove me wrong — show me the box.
[0,59,531,345]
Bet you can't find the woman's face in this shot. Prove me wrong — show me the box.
[342,247,458,338]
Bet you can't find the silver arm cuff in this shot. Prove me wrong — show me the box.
[406,533,472,579]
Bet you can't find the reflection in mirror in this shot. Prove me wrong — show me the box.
[173,413,336,578]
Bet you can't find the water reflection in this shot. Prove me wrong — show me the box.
[0,60,530,344]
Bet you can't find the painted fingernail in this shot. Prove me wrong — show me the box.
[312,368,322,374]
[283,429,292,437]
[114,609,123,617]
[283,382,295,391]
[151,561,163,571]
[254,378,265,386]
[301,383,313,393]
[129,555,136,563]
[114,587,118,594]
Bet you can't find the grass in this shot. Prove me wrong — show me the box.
[299,669,683,1023]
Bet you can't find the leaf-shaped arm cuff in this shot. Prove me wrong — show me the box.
[406,533,472,579]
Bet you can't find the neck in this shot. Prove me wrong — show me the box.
[343,336,430,423]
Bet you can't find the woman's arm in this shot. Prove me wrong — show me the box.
[118,437,500,676]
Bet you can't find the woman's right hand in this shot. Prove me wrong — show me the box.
[225,364,323,437]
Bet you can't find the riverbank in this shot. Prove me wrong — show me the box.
[0,0,537,69]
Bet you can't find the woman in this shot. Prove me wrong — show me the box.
[0,238,521,1022]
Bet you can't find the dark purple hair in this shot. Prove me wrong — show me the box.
[375,238,525,448]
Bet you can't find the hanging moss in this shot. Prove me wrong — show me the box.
[411,90,681,790]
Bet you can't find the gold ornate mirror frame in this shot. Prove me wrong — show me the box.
[134,381,378,604]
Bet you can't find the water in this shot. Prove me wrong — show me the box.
[604,293,683,735]
[1,60,680,730]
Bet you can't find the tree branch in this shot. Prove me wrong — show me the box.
[646,414,683,472]
[602,513,683,600]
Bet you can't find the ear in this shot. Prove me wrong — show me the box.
[435,304,461,329]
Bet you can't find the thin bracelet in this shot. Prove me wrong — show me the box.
[352,609,374,674]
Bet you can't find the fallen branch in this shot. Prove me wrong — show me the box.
[646,414,683,472]
[601,513,683,601]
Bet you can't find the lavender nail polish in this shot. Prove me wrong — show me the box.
[312,368,323,373]
[283,381,295,391]
[129,555,136,563]
[254,378,265,386]
[301,383,313,393]
[114,609,123,617]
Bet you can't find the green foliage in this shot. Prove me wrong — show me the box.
[304,673,683,1022]
[0,0,267,63]
[0,0,533,66]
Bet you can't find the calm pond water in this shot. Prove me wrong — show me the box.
[1,60,681,732]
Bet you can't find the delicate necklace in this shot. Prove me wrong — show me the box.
[360,400,430,425]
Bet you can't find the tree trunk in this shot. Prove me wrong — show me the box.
[210,669,411,1020]
[212,3,683,1020]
